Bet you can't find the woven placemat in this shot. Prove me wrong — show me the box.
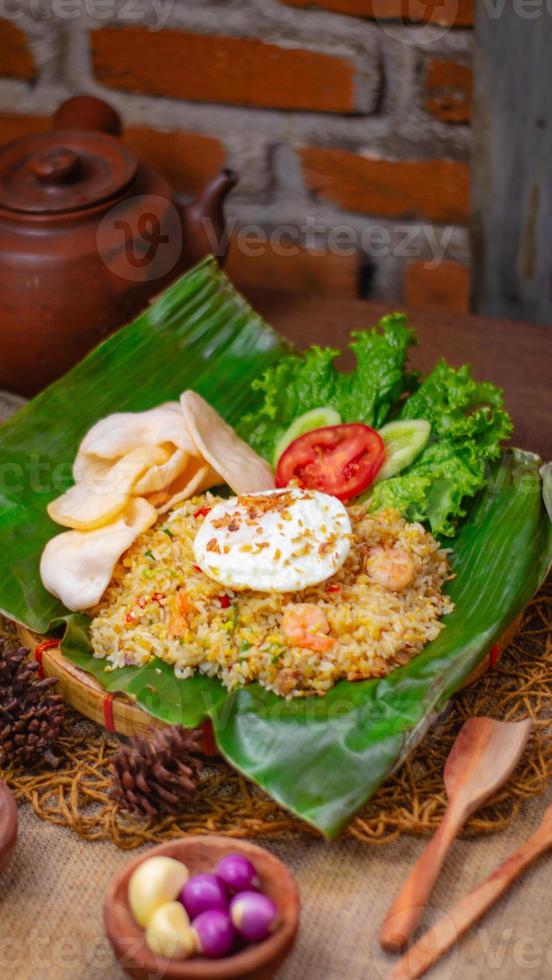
[1,578,550,848]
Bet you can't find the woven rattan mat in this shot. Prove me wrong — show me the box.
[1,577,550,848]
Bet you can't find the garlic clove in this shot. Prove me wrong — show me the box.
[128,856,190,928]
[145,902,196,960]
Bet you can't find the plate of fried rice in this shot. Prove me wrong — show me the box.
[89,497,454,699]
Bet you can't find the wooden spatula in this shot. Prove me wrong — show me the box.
[389,801,552,980]
[380,716,532,953]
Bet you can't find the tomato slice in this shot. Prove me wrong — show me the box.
[275,423,385,501]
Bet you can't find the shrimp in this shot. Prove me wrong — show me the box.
[170,588,191,637]
[366,546,415,592]
[282,603,334,652]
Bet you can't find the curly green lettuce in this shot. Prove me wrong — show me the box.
[366,361,513,535]
[238,314,416,459]
[400,360,512,455]
[240,319,513,539]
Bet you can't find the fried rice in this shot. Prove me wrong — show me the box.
[89,495,454,699]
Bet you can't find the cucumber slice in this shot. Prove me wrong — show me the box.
[376,419,431,482]
[274,407,342,466]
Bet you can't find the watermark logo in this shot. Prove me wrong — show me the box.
[372,0,459,45]
[96,195,182,283]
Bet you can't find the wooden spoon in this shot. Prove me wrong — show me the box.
[389,801,552,979]
[380,716,532,953]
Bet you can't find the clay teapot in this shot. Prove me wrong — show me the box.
[0,96,237,396]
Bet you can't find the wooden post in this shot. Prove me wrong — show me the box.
[471,1,552,325]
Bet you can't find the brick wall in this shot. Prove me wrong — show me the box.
[0,1,473,312]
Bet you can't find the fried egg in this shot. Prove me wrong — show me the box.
[192,488,351,592]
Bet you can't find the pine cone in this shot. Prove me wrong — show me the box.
[111,725,203,817]
[0,641,65,769]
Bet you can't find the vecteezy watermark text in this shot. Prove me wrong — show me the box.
[217,218,455,270]
[0,450,540,501]
[0,0,173,31]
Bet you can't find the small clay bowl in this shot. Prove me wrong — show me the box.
[0,780,17,874]
[104,835,300,980]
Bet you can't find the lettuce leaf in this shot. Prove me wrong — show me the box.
[401,360,512,459]
[363,471,432,521]
[366,362,513,536]
[238,314,415,459]
[367,441,483,535]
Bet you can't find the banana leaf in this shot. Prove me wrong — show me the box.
[0,258,550,838]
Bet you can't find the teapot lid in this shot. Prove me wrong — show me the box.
[0,130,137,214]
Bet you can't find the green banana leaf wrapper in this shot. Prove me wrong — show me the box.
[0,257,551,838]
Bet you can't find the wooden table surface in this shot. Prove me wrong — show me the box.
[248,291,552,462]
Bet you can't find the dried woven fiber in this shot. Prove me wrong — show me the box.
[1,577,550,849]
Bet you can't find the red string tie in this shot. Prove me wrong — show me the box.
[34,639,59,680]
[102,693,115,733]
[489,644,502,669]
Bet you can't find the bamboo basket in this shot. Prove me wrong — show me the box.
[16,626,218,752]
[17,615,524,743]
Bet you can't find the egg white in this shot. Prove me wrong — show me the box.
[192,488,351,592]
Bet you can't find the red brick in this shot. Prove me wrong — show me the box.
[301,147,470,223]
[91,28,356,114]
[404,260,470,313]
[225,234,358,297]
[0,112,49,147]
[426,59,472,123]
[0,20,36,81]
[124,126,226,195]
[280,0,474,27]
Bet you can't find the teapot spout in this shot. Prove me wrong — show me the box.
[199,168,238,218]
[183,168,238,266]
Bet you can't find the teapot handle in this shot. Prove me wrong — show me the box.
[52,96,122,137]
